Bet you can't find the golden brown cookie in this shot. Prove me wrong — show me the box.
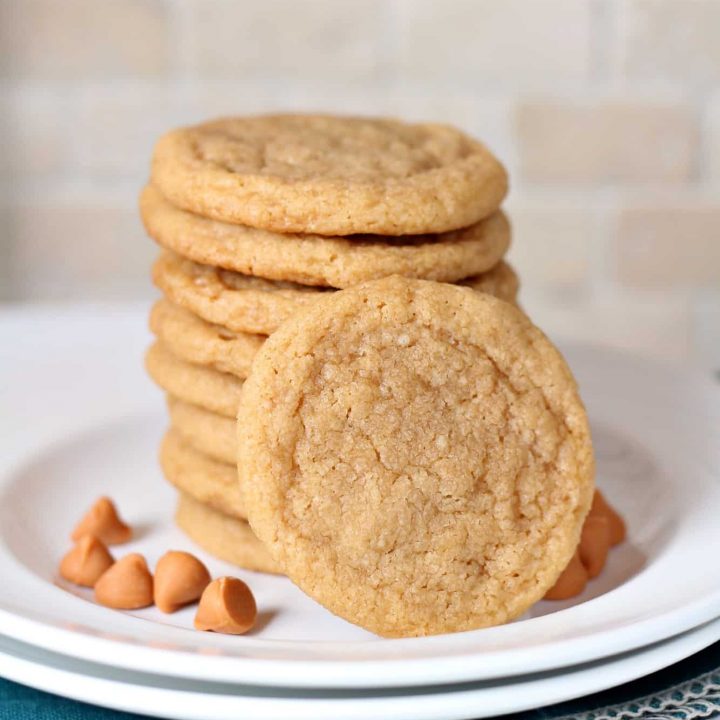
[462,260,519,305]
[145,342,242,418]
[159,429,245,519]
[153,250,520,336]
[238,276,594,638]
[150,115,508,236]
[175,492,281,575]
[167,395,236,465]
[149,299,263,378]
[141,186,510,289]
[153,251,333,336]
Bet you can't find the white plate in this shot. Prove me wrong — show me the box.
[0,306,719,689]
[2,617,720,720]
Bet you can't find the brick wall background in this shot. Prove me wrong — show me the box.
[1,0,718,369]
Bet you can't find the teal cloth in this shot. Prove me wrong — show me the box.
[2,641,720,720]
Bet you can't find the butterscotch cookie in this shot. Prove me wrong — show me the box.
[167,395,236,465]
[153,250,520,336]
[150,115,508,236]
[141,186,510,289]
[462,260,520,305]
[153,251,332,336]
[238,276,594,638]
[149,299,263,378]
[145,342,242,418]
[175,493,281,575]
[160,430,245,519]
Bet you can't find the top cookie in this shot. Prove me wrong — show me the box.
[151,115,508,236]
[238,276,595,638]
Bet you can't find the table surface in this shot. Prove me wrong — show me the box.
[1,640,719,720]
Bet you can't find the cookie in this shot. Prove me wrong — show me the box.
[238,276,594,638]
[141,186,511,289]
[149,299,263,378]
[175,492,281,575]
[145,342,242,418]
[153,250,520,336]
[160,429,245,519]
[462,260,520,305]
[150,114,508,236]
[153,251,332,336]
[167,395,236,465]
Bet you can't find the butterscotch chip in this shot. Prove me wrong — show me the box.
[140,186,510,289]
[154,551,211,613]
[149,299,263,379]
[150,115,508,236]
[94,554,153,609]
[194,577,257,635]
[175,492,280,574]
[579,515,610,579]
[153,250,520,336]
[71,497,132,545]
[544,551,588,601]
[145,342,242,418]
[59,536,114,587]
[167,396,236,465]
[159,429,246,519]
[238,276,594,637]
[591,491,626,546]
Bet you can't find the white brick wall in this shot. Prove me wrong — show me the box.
[616,0,720,90]
[515,100,698,185]
[396,0,592,90]
[706,93,720,182]
[1,0,718,369]
[185,0,394,83]
[615,201,720,288]
[8,198,155,301]
[0,0,174,80]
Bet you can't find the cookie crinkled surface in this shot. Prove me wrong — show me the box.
[238,276,595,638]
[150,114,508,236]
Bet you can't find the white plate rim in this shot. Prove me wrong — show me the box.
[1,616,720,720]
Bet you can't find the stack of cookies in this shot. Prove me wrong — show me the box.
[141,115,515,574]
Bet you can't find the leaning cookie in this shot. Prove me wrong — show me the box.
[153,250,520,336]
[141,186,510,289]
[238,276,594,638]
[150,114,508,236]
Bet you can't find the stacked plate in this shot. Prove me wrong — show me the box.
[1,306,720,720]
